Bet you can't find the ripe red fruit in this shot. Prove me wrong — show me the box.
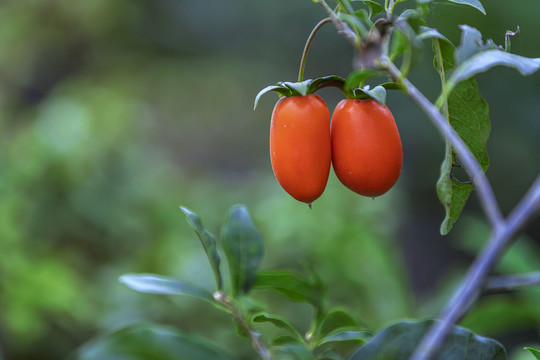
[331,99,402,197]
[270,94,331,206]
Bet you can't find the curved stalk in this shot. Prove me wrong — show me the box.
[298,18,331,82]
[214,292,271,360]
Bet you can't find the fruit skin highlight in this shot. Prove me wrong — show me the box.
[331,98,402,197]
[269,94,332,206]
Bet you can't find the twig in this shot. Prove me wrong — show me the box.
[384,60,504,229]
[214,292,271,360]
[409,174,540,360]
[314,0,358,47]
[485,272,540,294]
[314,5,540,358]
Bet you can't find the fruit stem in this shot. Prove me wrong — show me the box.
[298,18,332,82]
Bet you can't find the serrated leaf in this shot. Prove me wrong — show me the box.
[220,205,264,296]
[433,35,490,235]
[254,270,325,311]
[447,0,486,15]
[252,313,304,341]
[317,330,371,346]
[77,324,233,360]
[446,50,540,94]
[180,206,222,291]
[347,320,507,360]
[525,347,540,359]
[119,274,216,304]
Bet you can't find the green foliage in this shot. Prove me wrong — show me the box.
[77,324,233,360]
[119,274,216,304]
[348,320,506,360]
[433,30,489,235]
[525,347,540,360]
[254,270,326,311]
[180,206,223,291]
[221,205,265,296]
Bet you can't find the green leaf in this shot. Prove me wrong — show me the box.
[454,25,499,66]
[273,335,302,346]
[437,146,475,235]
[119,274,216,304]
[308,75,347,93]
[380,82,405,91]
[220,205,264,296]
[418,26,452,43]
[389,29,409,61]
[352,85,387,106]
[446,50,540,94]
[254,270,325,311]
[447,0,486,15]
[347,70,383,89]
[348,320,507,360]
[433,35,490,235]
[316,309,360,342]
[180,206,223,291]
[336,0,355,14]
[77,324,233,360]
[352,0,383,18]
[273,344,317,360]
[252,313,304,342]
[317,330,371,346]
[254,85,291,110]
[525,347,540,359]
[339,12,370,38]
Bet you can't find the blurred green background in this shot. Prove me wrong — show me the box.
[1,0,540,359]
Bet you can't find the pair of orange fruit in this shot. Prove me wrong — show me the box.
[269,94,402,206]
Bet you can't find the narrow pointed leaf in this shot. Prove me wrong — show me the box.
[254,85,292,110]
[180,206,223,291]
[308,75,346,93]
[446,50,540,94]
[220,205,264,296]
[348,320,506,360]
[119,274,215,304]
[447,0,486,15]
[525,347,540,359]
[317,330,371,346]
[77,324,233,360]
[434,36,490,235]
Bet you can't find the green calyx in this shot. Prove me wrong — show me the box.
[253,76,346,110]
[254,74,405,109]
